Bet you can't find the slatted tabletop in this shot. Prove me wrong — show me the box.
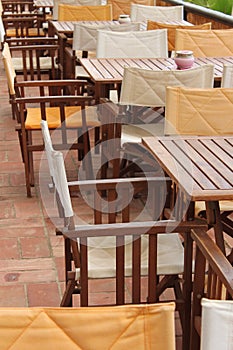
[48,18,191,35]
[34,0,53,8]
[79,56,233,100]
[142,136,233,202]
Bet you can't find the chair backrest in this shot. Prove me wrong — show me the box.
[147,21,211,52]
[2,42,16,95]
[72,21,141,52]
[165,86,233,135]
[175,29,233,57]
[191,228,233,349]
[6,37,59,80]
[3,12,45,38]
[0,303,176,349]
[200,299,233,350]
[107,0,152,20]
[58,3,113,20]
[41,120,74,218]
[221,64,233,87]
[53,0,102,20]
[0,14,5,44]
[130,4,183,22]
[119,64,214,107]
[96,29,168,58]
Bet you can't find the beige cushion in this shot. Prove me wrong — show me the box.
[175,29,233,57]
[130,4,183,22]
[75,232,184,279]
[53,0,102,20]
[96,29,168,58]
[221,64,233,87]
[120,65,214,108]
[201,299,233,350]
[12,56,58,72]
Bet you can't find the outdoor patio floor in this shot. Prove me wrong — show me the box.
[0,51,185,348]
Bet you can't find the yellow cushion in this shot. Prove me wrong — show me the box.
[58,4,113,21]
[6,28,45,37]
[0,304,175,350]
[25,106,100,129]
[147,21,211,51]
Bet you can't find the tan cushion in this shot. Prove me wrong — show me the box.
[175,29,233,57]
[0,304,176,349]
[25,105,100,129]
[6,28,45,37]
[147,21,211,51]
[107,0,151,20]
[58,3,113,21]
[165,86,233,135]
[12,56,58,71]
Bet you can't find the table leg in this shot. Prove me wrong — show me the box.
[205,200,225,254]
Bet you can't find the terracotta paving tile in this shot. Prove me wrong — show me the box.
[20,237,51,258]
[0,200,15,220]
[0,227,45,238]
[27,283,61,306]
[0,285,26,307]
[0,238,20,259]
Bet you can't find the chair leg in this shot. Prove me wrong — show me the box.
[60,271,77,307]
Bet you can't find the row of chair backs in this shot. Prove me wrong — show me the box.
[96,29,168,58]
[108,0,153,20]
[147,20,211,51]
[130,4,183,22]
[175,28,233,57]
[58,3,113,20]
[72,21,141,52]
[165,85,233,135]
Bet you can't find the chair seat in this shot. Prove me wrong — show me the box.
[121,123,164,145]
[75,233,184,279]
[12,56,58,72]
[6,28,45,37]
[75,65,91,78]
[25,105,100,129]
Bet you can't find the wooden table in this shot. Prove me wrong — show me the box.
[142,135,233,253]
[48,20,122,36]
[79,56,233,101]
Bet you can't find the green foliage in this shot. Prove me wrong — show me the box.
[184,0,233,15]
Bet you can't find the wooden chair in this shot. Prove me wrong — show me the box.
[2,12,45,39]
[0,303,176,350]
[63,21,142,80]
[5,38,60,80]
[175,28,233,57]
[58,3,113,21]
[191,228,233,350]
[1,0,35,14]
[96,29,168,58]
[99,64,214,178]
[130,4,184,22]
[53,0,102,21]
[107,0,153,20]
[165,85,233,255]
[41,119,206,350]
[147,21,211,53]
[221,63,233,87]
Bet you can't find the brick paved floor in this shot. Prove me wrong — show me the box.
[0,51,183,348]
